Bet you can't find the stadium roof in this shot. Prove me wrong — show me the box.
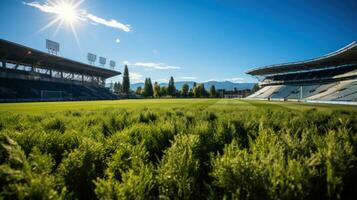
[0,39,120,78]
[246,41,357,76]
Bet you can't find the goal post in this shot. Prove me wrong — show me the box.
[40,90,64,100]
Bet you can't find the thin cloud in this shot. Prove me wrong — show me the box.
[225,77,246,83]
[129,72,143,83]
[152,77,197,83]
[23,1,57,13]
[87,14,131,32]
[176,76,197,81]
[23,1,131,32]
[205,77,248,83]
[123,61,180,70]
[153,78,169,83]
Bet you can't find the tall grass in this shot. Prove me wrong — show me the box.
[0,106,356,199]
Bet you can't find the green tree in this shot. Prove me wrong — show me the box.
[193,83,207,97]
[192,82,198,97]
[135,86,143,95]
[154,82,161,98]
[160,86,168,96]
[113,82,123,95]
[181,83,189,97]
[193,85,199,98]
[167,76,176,96]
[148,78,153,97]
[209,85,217,98]
[122,65,130,95]
[143,78,153,97]
[201,83,207,97]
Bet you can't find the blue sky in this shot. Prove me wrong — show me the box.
[0,0,356,83]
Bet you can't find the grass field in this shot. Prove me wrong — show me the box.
[0,99,356,199]
[1,98,357,113]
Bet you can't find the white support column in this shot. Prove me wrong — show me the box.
[99,77,103,86]
[300,85,303,100]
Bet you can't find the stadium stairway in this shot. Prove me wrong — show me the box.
[247,85,272,98]
[248,85,283,99]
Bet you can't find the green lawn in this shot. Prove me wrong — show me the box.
[0,99,218,114]
[1,98,356,199]
[0,98,356,114]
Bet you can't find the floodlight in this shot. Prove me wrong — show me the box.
[87,53,97,65]
[109,60,116,69]
[46,39,60,55]
[99,56,106,66]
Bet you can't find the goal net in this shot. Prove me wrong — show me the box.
[40,90,64,100]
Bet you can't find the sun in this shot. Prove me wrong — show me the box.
[39,0,85,47]
[55,2,78,23]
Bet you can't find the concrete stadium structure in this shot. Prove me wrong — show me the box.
[246,42,357,103]
[0,39,120,102]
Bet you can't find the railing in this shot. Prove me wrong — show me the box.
[245,97,357,105]
[304,100,357,105]
[260,75,357,86]
[0,67,105,87]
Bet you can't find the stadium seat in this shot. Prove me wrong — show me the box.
[0,78,117,102]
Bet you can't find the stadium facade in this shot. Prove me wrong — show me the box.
[0,39,120,102]
[246,41,357,103]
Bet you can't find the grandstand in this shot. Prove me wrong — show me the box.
[246,41,357,103]
[0,39,120,102]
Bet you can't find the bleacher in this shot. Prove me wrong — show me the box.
[307,80,357,101]
[246,42,357,103]
[270,85,298,99]
[0,78,117,102]
[0,39,121,102]
[248,79,357,102]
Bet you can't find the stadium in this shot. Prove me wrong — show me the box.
[0,39,120,102]
[247,41,357,104]
[2,1,357,199]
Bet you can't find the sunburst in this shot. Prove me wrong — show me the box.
[39,0,85,47]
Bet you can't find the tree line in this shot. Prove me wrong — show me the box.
[113,65,218,98]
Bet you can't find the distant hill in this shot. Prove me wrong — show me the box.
[131,81,255,91]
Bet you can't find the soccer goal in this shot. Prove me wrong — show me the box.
[40,90,64,100]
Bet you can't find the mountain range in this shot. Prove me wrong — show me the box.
[131,81,255,91]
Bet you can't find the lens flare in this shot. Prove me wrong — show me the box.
[55,2,78,23]
[38,0,85,47]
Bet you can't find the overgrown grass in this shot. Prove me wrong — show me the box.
[0,100,356,199]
